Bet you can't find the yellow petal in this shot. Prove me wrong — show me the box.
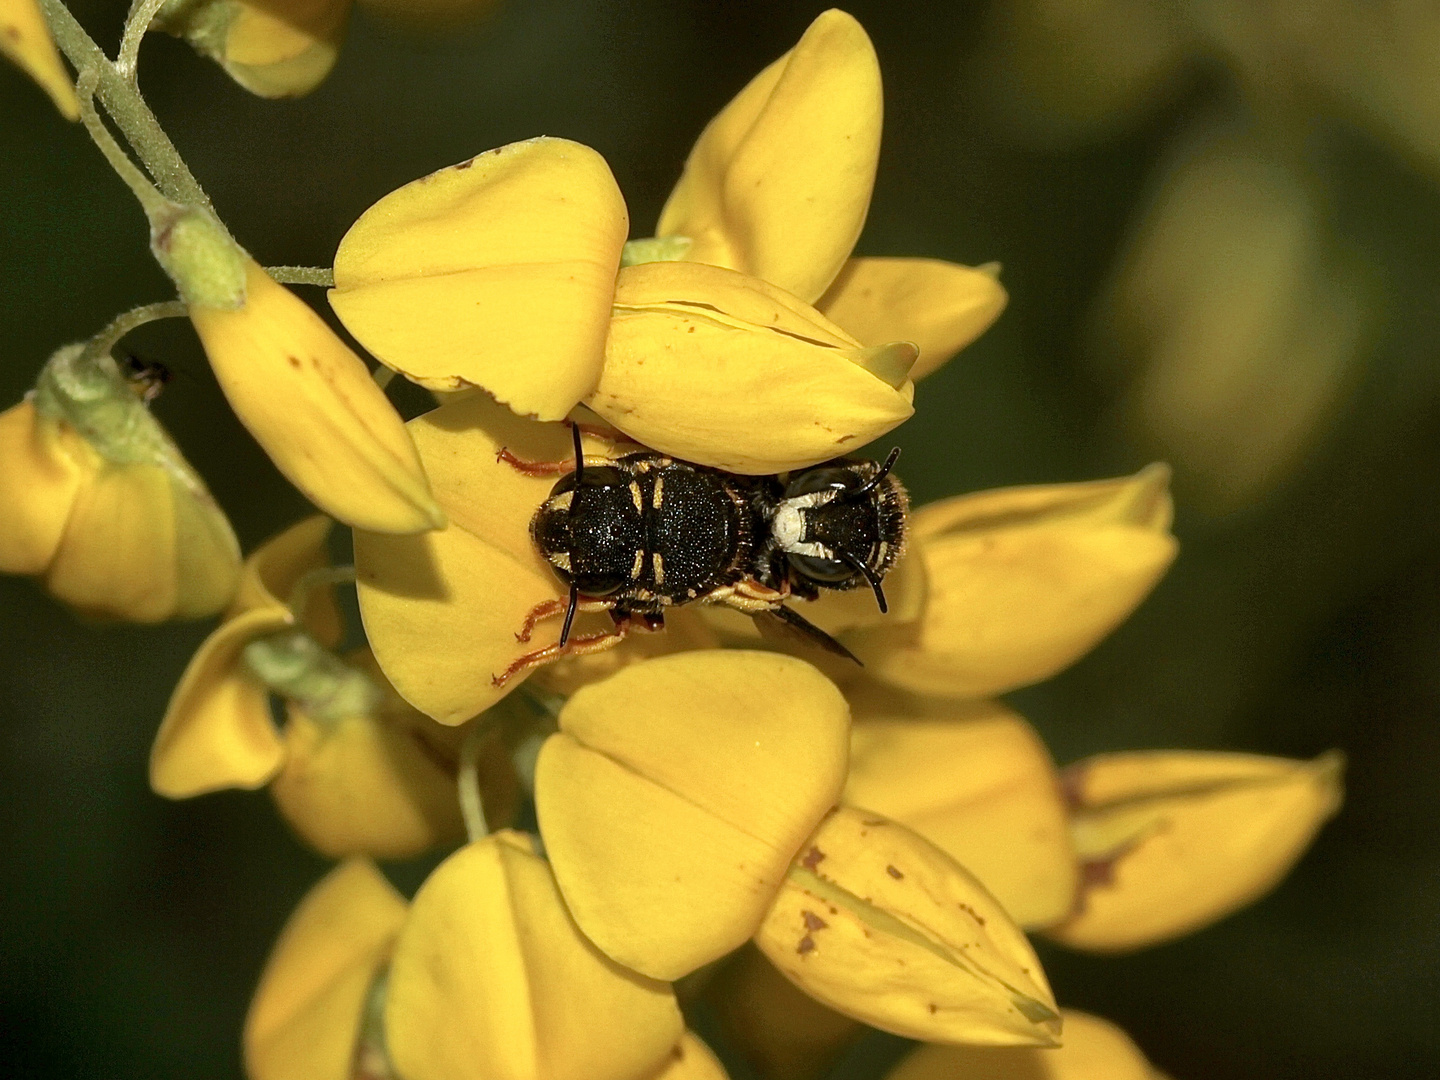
[844,688,1078,928]
[847,465,1176,698]
[1045,750,1344,951]
[244,859,407,1080]
[590,261,915,474]
[270,649,475,859]
[650,1032,731,1080]
[189,258,441,534]
[885,1009,1160,1080]
[0,0,80,119]
[533,604,723,698]
[232,514,344,647]
[330,137,628,420]
[756,806,1060,1046]
[44,460,241,622]
[157,0,351,99]
[385,831,684,1080]
[150,607,292,797]
[0,400,92,575]
[536,651,850,980]
[656,9,881,303]
[355,394,621,723]
[818,258,1008,380]
[706,946,861,1080]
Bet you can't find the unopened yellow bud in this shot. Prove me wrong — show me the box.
[244,859,408,1080]
[384,831,684,1080]
[847,464,1176,698]
[330,137,628,420]
[706,946,861,1080]
[188,257,442,534]
[756,806,1061,1047]
[1,0,80,119]
[536,651,850,980]
[844,688,1078,927]
[157,0,352,99]
[818,257,1009,381]
[885,1009,1162,1080]
[1,345,241,621]
[590,260,915,474]
[1045,750,1344,951]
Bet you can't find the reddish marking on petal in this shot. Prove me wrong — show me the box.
[886,865,904,880]
[958,903,986,927]
[801,846,825,870]
[797,935,816,955]
[802,910,827,933]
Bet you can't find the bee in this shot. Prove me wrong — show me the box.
[494,424,907,685]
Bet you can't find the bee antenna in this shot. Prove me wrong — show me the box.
[849,447,901,499]
[559,583,580,647]
[839,550,888,614]
[570,420,585,483]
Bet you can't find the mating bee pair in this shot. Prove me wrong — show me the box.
[495,424,909,685]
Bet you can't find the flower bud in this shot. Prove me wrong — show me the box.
[384,831,684,1080]
[1,0,80,118]
[844,687,1078,928]
[181,252,442,534]
[1,345,241,621]
[655,9,881,304]
[244,859,408,1080]
[885,1009,1162,1080]
[846,464,1176,698]
[535,651,850,980]
[590,260,915,475]
[756,807,1061,1046]
[817,258,1008,381]
[1045,750,1344,951]
[706,946,861,1080]
[157,0,352,99]
[330,137,628,420]
[354,394,626,723]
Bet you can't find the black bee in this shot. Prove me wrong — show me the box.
[495,424,907,685]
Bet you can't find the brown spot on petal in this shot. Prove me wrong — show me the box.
[454,158,475,170]
[798,935,816,955]
[958,903,986,926]
[801,846,825,870]
[802,910,828,933]
[928,1003,938,1014]
[886,865,904,880]
[287,355,303,369]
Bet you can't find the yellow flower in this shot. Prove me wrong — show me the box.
[1044,749,1344,951]
[534,650,850,980]
[329,10,1002,471]
[842,464,1177,698]
[384,830,684,1080]
[755,805,1061,1047]
[0,344,240,621]
[244,858,406,1080]
[157,0,353,99]
[1,0,79,119]
[885,1009,1165,1080]
[151,516,492,858]
[843,685,1078,928]
[152,207,442,534]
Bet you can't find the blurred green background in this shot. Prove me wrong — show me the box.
[3,1,1439,1076]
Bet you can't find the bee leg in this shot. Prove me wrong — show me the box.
[491,620,632,687]
[514,595,613,643]
[495,447,575,476]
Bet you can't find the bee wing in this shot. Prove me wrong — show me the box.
[752,605,862,666]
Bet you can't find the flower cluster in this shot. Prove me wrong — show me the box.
[2,6,1344,1080]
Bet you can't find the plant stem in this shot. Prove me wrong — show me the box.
[117,0,170,80]
[38,0,215,214]
[76,67,168,216]
[457,720,492,842]
[77,300,189,366]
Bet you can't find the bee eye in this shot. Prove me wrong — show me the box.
[787,552,855,584]
[784,466,857,498]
